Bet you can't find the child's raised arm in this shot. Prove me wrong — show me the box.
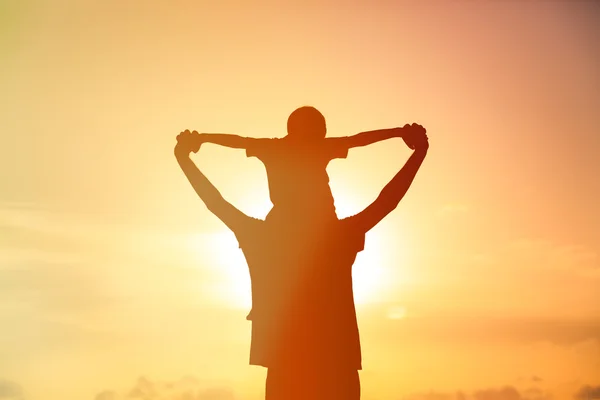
[326,125,412,151]
[195,132,254,150]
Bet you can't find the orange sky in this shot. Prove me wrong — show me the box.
[1,1,599,399]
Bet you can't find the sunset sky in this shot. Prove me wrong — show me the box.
[1,1,599,399]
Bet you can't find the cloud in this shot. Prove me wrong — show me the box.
[521,387,550,400]
[405,391,467,400]
[379,314,600,346]
[196,388,236,400]
[406,386,552,400]
[574,385,600,400]
[507,239,599,276]
[0,201,214,274]
[473,386,524,400]
[0,201,210,319]
[451,236,600,324]
[466,238,599,277]
[0,379,24,400]
[516,376,544,384]
[95,391,118,400]
[95,376,236,400]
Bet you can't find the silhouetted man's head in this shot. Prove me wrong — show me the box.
[286,106,327,141]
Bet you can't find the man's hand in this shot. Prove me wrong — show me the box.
[411,124,429,152]
[402,123,428,151]
[400,124,414,149]
[174,129,202,158]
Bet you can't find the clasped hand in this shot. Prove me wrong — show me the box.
[175,124,429,156]
[174,130,203,157]
[400,123,429,152]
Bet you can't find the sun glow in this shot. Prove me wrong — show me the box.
[187,224,399,310]
[184,187,412,309]
[352,228,388,305]
[333,193,406,305]
[187,231,252,310]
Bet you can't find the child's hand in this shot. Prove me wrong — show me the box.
[190,130,204,153]
[409,124,429,152]
[400,124,415,149]
[175,129,201,157]
[402,123,428,151]
[176,129,203,153]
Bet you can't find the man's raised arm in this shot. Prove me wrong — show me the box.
[175,132,252,232]
[350,127,429,233]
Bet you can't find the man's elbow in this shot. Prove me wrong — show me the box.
[204,198,223,214]
[374,195,400,217]
[203,194,229,216]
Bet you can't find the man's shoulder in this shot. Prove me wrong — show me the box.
[338,215,363,230]
[231,216,266,249]
[234,215,265,233]
[246,137,283,159]
[251,136,283,146]
[333,217,367,253]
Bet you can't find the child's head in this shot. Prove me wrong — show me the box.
[286,106,327,141]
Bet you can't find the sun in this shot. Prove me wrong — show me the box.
[351,228,388,305]
[187,231,252,310]
[333,194,399,305]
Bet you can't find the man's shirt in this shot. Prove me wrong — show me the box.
[233,215,367,370]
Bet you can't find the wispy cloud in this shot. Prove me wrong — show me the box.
[574,384,600,400]
[95,391,118,400]
[464,238,599,277]
[95,376,236,400]
[369,313,600,346]
[450,236,600,318]
[0,201,226,275]
[405,385,552,400]
[507,239,599,276]
[0,202,231,371]
[0,379,24,400]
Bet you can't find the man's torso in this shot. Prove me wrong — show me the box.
[235,217,365,369]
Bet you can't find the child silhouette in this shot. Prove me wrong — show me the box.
[182,106,419,225]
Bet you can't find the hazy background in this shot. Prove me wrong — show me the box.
[1,0,599,399]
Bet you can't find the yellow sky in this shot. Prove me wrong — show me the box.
[1,1,599,399]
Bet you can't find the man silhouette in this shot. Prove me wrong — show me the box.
[174,123,428,399]
[182,106,419,323]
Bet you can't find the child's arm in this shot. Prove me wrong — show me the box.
[327,126,409,150]
[193,131,273,158]
[194,131,254,150]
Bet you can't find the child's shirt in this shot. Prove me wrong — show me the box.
[246,136,348,214]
